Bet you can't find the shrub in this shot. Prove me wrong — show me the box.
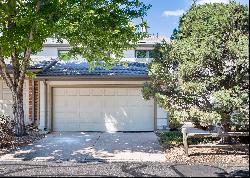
[0,115,15,148]
[159,131,214,147]
[159,131,183,147]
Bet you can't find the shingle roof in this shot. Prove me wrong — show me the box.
[6,58,56,70]
[37,60,148,77]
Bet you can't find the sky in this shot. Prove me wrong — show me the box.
[136,0,249,39]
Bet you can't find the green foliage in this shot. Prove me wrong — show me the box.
[0,0,150,136]
[0,0,150,65]
[159,131,183,146]
[159,131,213,147]
[143,1,249,132]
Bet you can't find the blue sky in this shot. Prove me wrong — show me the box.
[137,0,249,38]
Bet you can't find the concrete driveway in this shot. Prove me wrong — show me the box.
[0,132,165,162]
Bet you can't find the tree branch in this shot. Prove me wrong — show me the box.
[0,55,14,91]
[17,0,41,94]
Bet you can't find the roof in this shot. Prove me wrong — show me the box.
[138,35,168,44]
[36,60,148,77]
[6,58,56,71]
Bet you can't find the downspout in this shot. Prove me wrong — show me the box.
[31,79,35,124]
[43,79,48,131]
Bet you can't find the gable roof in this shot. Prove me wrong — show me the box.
[36,60,148,78]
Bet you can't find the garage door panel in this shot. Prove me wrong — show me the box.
[127,97,142,106]
[128,88,141,96]
[116,107,129,118]
[79,96,92,107]
[66,88,78,96]
[104,88,115,96]
[104,109,128,118]
[92,88,104,96]
[78,123,109,131]
[55,97,78,112]
[103,99,116,107]
[116,97,127,106]
[82,97,103,108]
[79,88,90,96]
[54,123,79,131]
[79,111,103,122]
[53,87,154,131]
[65,98,78,112]
[54,88,65,96]
[54,113,78,122]
[117,88,128,96]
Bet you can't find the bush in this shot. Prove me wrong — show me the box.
[159,131,214,147]
[159,131,183,147]
[0,115,15,148]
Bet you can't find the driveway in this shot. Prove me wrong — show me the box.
[0,132,165,162]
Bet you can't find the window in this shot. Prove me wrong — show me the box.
[58,50,69,57]
[148,50,156,58]
[135,50,155,58]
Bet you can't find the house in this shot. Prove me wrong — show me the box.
[0,35,169,132]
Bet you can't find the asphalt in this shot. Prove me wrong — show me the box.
[0,161,249,177]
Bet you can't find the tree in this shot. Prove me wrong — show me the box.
[143,1,249,132]
[0,0,150,136]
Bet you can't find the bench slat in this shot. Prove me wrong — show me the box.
[189,144,249,148]
[182,127,249,156]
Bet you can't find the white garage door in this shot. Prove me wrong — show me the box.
[0,79,29,123]
[53,88,154,131]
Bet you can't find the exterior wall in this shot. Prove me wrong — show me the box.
[36,46,62,57]
[28,80,40,124]
[157,105,169,130]
[0,79,30,124]
[123,50,135,58]
[39,81,46,130]
[36,44,155,61]
[39,80,169,131]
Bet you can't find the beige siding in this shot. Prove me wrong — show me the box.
[0,79,30,124]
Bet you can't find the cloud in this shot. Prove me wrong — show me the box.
[196,0,229,5]
[163,9,185,17]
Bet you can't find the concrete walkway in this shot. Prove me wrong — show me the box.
[0,132,165,162]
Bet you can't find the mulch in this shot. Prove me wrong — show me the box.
[164,144,249,166]
[0,127,45,156]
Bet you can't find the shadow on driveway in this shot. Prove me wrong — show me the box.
[0,132,165,162]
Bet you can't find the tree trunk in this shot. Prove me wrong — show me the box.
[12,91,26,136]
[221,112,231,143]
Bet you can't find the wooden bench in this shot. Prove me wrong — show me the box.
[182,127,249,156]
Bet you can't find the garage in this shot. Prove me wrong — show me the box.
[52,87,154,132]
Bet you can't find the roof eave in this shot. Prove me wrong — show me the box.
[34,75,149,81]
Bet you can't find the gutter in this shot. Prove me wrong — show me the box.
[34,76,149,81]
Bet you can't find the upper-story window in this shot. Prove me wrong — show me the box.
[135,50,155,58]
[58,50,70,57]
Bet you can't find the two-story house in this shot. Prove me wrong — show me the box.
[0,35,169,132]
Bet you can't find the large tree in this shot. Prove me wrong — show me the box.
[143,1,249,132]
[0,0,150,136]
